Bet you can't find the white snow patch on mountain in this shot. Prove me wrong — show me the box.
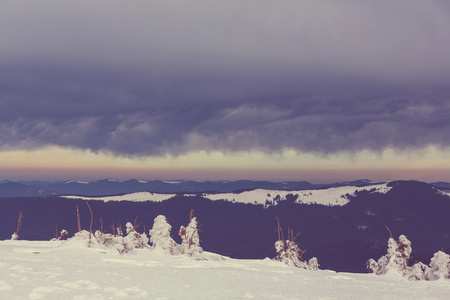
[204,183,392,206]
[162,180,183,184]
[436,188,450,198]
[63,192,177,202]
[1,240,449,300]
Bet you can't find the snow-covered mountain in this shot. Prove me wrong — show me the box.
[62,183,392,207]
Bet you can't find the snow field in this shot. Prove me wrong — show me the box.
[1,240,450,300]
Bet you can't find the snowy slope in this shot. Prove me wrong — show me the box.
[1,240,449,300]
[62,183,392,207]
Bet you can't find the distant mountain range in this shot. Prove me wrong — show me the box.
[1,178,449,198]
[1,180,450,273]
[0,178,391,197]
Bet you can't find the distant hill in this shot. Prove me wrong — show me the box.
[431,181,450,189]
[1,180,450,273]
[0,178,384,197]
[0,182,54,197]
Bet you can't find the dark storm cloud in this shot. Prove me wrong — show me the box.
[1,1,450,156]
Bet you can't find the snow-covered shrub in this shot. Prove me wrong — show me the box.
[92,223,149,254]
[69,230,100,248]
[51,229,69,241]
[149,215,179,255]
[11,232,19,240]
[367,234,450,281]
[64,223,148,254]
[308,257,319,271]
[179,216,204,259]
[60,229,68,238]
[366,234,411,276]
[408,262,429,281]
[94,231,116,248]
[124,222,149,249]
[272,219,318,270]
[274,239,319,270]
[274,239,301,268]
[425,251,450,280]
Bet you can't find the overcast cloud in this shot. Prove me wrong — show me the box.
[1,0,450,157]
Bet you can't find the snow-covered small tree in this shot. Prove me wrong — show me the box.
[149,215,179,254]
[179,216,203,258]
[367,234,411,276]
[178,209,205,259]
[425,251,450,280]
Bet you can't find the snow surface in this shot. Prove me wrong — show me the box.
[1,240,449,299]
[62,183,392,207]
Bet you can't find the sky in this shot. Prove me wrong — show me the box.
[1,0,450,183]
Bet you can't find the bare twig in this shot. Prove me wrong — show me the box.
[16,211,23,237]
[86,202,93,239]
[76,206,81,232]
[190,209,194,222]
[110,218,116,236]
[133,216,141,231]
[100,216,104,233]
[275,216,284,242]
[384,225,393,239]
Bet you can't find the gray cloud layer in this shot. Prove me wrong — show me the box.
[1,1,450,156]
